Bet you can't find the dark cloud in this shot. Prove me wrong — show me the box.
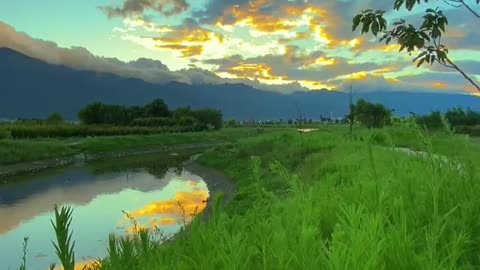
[100,0,190,18]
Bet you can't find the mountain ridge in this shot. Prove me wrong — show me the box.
[1,47,479,120]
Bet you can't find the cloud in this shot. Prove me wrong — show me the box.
[99,0,190,18]
[0,21,311,93]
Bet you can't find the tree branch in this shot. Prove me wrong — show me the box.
[459,0,480,18]
[444,0,462,7]
[435,58,455,68]
[445,56,480,91]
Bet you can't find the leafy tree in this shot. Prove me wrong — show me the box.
[144,99,170,118]
[416,110,444,130]
[47,113,64,125]
[352,0,480,91]
[173,106,194,119]
[194,109,223,130]
[354,99,392,128]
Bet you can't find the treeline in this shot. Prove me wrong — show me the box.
[0,99,223,139]
[79,99,223,130]
[415,107,480,135]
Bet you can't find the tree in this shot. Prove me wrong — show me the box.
[144,99,170,118]
[193,109,223,130]
[47,113,64,125]
[173,106,194,119]
[352,0,480,92]
[354,99,392,128]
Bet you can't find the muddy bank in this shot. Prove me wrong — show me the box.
[183,159,236,220]
[0,142,232,180]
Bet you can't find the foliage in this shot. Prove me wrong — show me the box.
[78,99,223,130]
[17,125,480,269]
[0,128,11,140]
[46,113,65,125]
[416,110,445,130]
[0,128,254,165]
[354,99,392,128]
[78,102,132,126]
[352,0,480,91]
[193,109,223,130]
[445,107,480,127]
[143,99,170,118]
[50,205,76,270]
[6,124,195,139]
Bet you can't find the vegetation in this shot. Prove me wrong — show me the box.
[352,0,480,91]
[47,113,65,125]
[0,128,255,166]
[78,100,222,130]
[414,107,480,136]
[13,123,480,269]
[354,99,392,128]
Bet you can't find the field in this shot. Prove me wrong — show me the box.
[9,124,480,269]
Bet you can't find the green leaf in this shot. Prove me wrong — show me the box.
[432,27,441,39]
[352,14,362,31]
[372,20,380,36]
[413,51,427,62]
[419,31,430,41]
[417,58,425,67]
[361,18,371,34]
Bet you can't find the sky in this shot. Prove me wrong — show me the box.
[0,0,479,94]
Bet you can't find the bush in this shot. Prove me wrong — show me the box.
[0,128,11,139]
[131,117,177,127]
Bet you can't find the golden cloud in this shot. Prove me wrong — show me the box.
[329,66,398,82]
[224,63,288,81]
[156,44,204,57]
[131,190,209,219]
[295,32,311,40]
[431,82,449,89]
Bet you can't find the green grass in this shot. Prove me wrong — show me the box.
[0,128,261,166]
[17,124,480,269]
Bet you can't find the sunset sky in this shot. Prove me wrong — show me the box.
[0,0,479,94]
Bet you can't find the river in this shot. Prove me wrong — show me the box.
[0,152,210,270]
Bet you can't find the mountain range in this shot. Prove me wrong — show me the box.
[1,47,479,121]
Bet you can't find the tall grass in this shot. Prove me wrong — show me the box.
[17,124,480,269]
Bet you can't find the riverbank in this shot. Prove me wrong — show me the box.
[0,142,232,180]
[0,128,270,179]
[0,128,262,166]
[69,125,480,269]
[7,125,480,269]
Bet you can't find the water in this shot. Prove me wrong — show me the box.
[0,153,209,270]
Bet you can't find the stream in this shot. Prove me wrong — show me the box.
[0,151,210,270]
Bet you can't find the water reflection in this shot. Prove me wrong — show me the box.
[0,154,209,270]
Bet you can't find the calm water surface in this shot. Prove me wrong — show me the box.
[0,153,209,270]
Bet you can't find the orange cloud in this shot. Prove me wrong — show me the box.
[431,82,449,89]
[155,28,215,44]
[225,63,288,81]
[156,44,204,57]
[295,32,311,39]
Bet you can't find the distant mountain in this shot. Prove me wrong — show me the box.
[1,47,479,120]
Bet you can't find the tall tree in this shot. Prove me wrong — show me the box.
[144,99,171,118]
[354,99,392,128]
[352,0,480,91]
